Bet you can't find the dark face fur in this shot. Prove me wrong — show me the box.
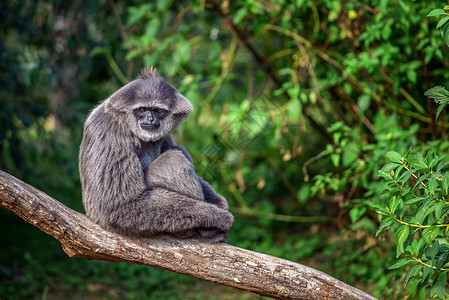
[133,106,168,131]
[105,69,193,142]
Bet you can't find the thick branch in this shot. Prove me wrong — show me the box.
[0,170,376,300]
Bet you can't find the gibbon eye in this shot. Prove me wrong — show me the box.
[138,107,146,113]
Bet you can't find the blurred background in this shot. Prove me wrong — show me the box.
[1,0,448,299]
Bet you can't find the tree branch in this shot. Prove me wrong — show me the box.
[0,170,376,299]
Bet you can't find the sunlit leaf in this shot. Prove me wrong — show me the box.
[388,258,412,269]
[233,8,248,24]
[427,9,446,17]
[386,151,402,163]
[330,153,340,167]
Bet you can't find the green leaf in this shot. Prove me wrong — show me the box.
[414,174,430,190]
[427,240,440,259]
[330,153,340,167]
[436,159,449,173]
[287,99,302,121]
[443,172,449,193]
[143,18,161,43]
[395,165,404,176]
[409,239,420,253]
[377,170,392,180]
[349,206,367,223]
[127,4,152,26]
[396,225,409,256]
[398,169,415,184]
[415,167,430,173]
[357,95,371,113]
[422,265,434,283]
[297,184,311,205]
[435,253,447,270]
[424,86,449,102]
[422,226,440,246]
[404,265,423,287]
[373,204,389,216]
[413,153,425,165]
[381,162,400,172]
[404,196,427,205]
[433,272,446,300]
[389,196,401,214]
[415,203,431,224]
[425,86,449,119]
[435,200,446,220]
[342,142,359,167]
[400,187,411,197]
[90,46,108,57]
[436,15,449,29]
[388,258,413,269]
[375,216,395,237]
[386,151,402,163]
[427,177,438,195]
[442,22,449,47]
[409,278,421,298]
[436,102,448,120]
[156,0,168,11]
[233,8,248,24]
[427,9,446,17]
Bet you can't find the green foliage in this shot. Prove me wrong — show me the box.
[427,7,449,47]
[372,7,449,298]
[2,0,449,299]
[376,151,449,298]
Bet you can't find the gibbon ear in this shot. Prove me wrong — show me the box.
[173,93,194,116]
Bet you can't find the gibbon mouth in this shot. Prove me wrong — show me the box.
[140,124,160,130]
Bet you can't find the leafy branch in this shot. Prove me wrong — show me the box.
[427,7,449,47]
[376,150,449,299]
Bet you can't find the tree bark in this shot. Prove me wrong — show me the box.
[0,170,376,300]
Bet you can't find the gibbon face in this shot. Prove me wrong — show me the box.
[105,69,193,143]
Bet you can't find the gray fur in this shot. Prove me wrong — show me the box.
[79,68,233,243]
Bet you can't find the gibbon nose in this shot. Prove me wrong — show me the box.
[141,114,159,129]
[146,114,155,123]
